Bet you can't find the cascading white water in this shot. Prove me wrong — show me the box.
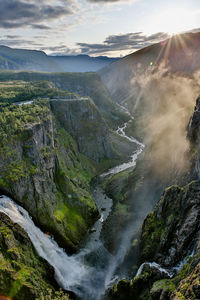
[0,190,117,300]
[135,247,196,280]
[0,105,145,299]
[136,262,173,278]
[0,195,89,295]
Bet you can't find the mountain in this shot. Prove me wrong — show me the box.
[0,46,61,72]
[99,32,200,103]
[50,55,118,72]
[99,32,200,189]
[0,46,117,72]
[0,33,200,300]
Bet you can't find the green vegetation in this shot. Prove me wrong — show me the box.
[0,99,49,144]
[139,182,195,262]
[53,123,98,245]
[0,96,98,251]
[110,255,200,300]
[0,71,129,129]
[0,213,71,300]
[151,279,176,294]
[0,80,78,104]
[36,289,70,300]
[172,259,200,300]
[0,100,48,187]
[140,212,164,261]
[0,72,115,109]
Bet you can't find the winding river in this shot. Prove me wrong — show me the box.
[0,106,144,300]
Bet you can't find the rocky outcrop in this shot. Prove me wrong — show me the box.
[106,263,172,300]
[188,96,200,178]
[107,97,200,300]
[0,211,70,300]
[140,180,200,267]
[0,100,98,252]
[50,99,117,162]
[171,261,200,300]
[107,179,200,300]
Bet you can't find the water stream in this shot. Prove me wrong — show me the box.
[135,246,196,280]
[0,106,145,299]
[101,104,144,177]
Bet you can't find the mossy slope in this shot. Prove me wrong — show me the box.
[0,212,71,300]
[0,100,98,252]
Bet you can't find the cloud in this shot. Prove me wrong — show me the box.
[88,0,127,2]
[87,0,135,3]
[5,35,21,39]
[0,0,73,29]
[31,24,51,30]
[0,38,43,48]
[76,32,170,55]
[41,45,79,56]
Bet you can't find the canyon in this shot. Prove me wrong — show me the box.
[0,32,200,300]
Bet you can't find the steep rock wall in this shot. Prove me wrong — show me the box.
[0,100,98,252]
[107,97,200,300]
[50,99,117,162]
[0,211,69,300]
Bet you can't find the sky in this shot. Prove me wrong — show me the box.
[0,0,199,57]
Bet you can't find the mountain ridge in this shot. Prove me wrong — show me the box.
[0,45,118,72]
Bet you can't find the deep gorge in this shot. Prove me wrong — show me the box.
[0,32,200,300]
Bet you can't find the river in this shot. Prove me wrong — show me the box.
[0,106,144,300]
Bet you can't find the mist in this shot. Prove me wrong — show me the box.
[100,68,200,285]
[129,68,200,180]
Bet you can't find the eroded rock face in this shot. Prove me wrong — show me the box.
[188,97,200,179]
[106,264,170,300]
[107,97,200,300]
[171,262,200,300]
[140,181,200,267]
[0,211,59,299]
[0,102,98,252]
[50,99,117,162]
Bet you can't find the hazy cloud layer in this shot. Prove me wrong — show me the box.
[0,38,43,47]
[0,0,73,29]
[76,32,169,55]
[87,0,130,2]
[1,28,199,57]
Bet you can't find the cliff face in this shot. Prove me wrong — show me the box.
[0,211,69,300]
[50,99,117,162]
[140,181,200,267]
[0,71,129,130]
[108,98,200,300]
[0,100,99,252]
[188,97,200,179]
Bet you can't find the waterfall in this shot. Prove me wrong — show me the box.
[0,105,145,299]
[135,246,196,280]
[136,262,173,278]
[0,195,89,296]
[0,193,114,300]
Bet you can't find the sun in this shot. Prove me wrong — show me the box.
[146,5,198,35]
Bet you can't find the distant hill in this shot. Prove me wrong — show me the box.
[99,32,200,102]
[50,55,118,72]
[0,46,117,72]
[0,46,61,72]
